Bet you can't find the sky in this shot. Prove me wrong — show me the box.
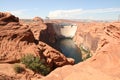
[0,0,120,20]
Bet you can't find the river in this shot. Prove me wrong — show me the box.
[57,38,82,64]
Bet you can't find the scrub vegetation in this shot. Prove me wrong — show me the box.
[79,44,92,61]
[13,64,25,73]
[20,54,51,76]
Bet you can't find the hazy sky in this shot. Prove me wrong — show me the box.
[0,0,120,20]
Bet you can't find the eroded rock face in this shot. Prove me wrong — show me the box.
[0,12,19,25]
[73,22,108,53]
[38,42,74,69]
[39,23,56,46]
[29,18,56,46]
[29,20,47,40]
[0,24,36,63]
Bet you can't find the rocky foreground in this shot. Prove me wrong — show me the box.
[0,12,120,80]
[0,12,73,80]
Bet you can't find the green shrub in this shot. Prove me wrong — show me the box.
[13,64,25,73]
[20,54,50,76]
[79,44,92,61]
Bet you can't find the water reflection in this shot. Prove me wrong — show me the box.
[57,38,82,64]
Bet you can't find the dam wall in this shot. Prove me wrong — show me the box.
[53,23,77,39]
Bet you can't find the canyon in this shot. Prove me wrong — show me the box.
[0,12,120,80]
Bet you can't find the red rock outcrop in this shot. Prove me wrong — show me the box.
[29,21,47,40]
[38,42,74,69]
[28,18,56,45]
[74,22,108,53]
[39,23,56,47]
[0,24,37,63]
[33,17,44,23]
[0,12,19,25]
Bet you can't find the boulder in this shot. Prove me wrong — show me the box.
[0,12,19,25]
[38,42,74,68]
[33,17,44,23]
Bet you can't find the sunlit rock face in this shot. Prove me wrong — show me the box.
[53,23,77,39]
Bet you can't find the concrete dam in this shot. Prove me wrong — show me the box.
[53,23,82,63]
[53,23,77,38]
